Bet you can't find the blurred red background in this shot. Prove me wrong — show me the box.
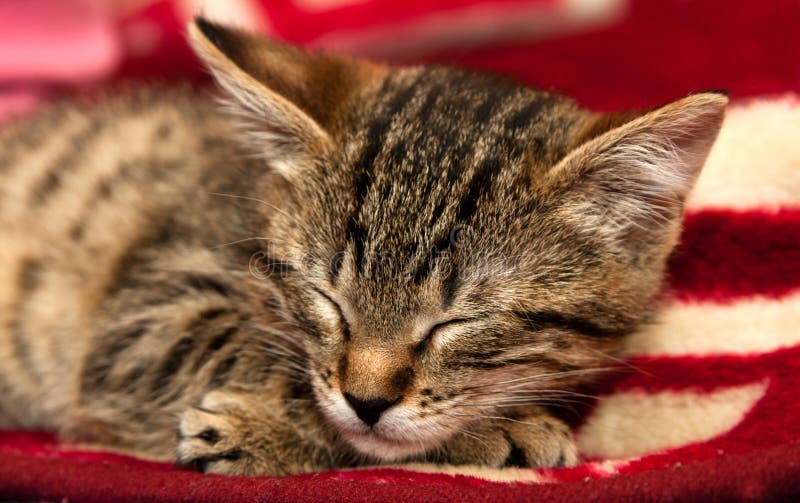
[1,0,798,122]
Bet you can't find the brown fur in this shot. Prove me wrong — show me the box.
[0,18,727,475]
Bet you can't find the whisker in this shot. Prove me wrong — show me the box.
[457,388,599,399]
[210,236,274,250]
[460,367,616,393]
[581,346,654,377]
[441,412,571,430]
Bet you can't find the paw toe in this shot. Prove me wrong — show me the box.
[196,428,220,444]
[181,448,246,473]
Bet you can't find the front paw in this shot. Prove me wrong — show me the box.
[438,414,578,469]
[177,391,258,475]
[176,390,330,476]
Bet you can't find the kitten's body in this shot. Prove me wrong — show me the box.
[0,20,726,475]
[0,90,246,433]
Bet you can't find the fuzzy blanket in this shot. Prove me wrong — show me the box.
[1,0,799,501]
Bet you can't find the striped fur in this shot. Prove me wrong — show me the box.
[0,19,726,475]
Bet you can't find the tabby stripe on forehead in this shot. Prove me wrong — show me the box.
[452,96,537,225]
[414,88,517,284]
[422,88,530,235]
[440,267,460,309]
[385,79,444,168]
[346,221,368,276]
[412,234,448,284]
[506,96,551,133]
[28,117,103,205]
[416,95,558,280]
[414,77,445,126]
[472,87,508,124]
[412,157,500,285]
[422,80,500,203]
[481,95,554,168]
[505,95,560,160]
[455,155,500,225]
[349,73,427,273]
[354,73,425,202]
[514,310,619,338]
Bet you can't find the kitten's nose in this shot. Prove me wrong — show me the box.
[343,392,399,427]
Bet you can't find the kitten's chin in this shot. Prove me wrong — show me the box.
[313,381,451,462]
[341,430,433,462]
[329,412,448,462]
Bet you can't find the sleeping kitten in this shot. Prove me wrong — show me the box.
[0,18,726,476]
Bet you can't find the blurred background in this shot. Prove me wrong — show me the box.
[0,0,798,122]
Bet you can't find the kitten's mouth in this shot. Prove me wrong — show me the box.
[314,382,451,461]
[330,411,446,461]
[340,427,437,462]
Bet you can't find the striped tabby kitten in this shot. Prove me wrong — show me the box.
[0,19,726,476]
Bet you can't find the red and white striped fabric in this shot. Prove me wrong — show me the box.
[1,0,799,501]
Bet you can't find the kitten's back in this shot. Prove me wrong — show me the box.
[0,87,239,428]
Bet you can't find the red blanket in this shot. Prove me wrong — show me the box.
[1,0,799,501]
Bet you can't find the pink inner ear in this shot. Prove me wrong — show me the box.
[0,0,121,83]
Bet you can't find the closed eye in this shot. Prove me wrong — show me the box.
[312,287,351,341]
[415,318,482,354]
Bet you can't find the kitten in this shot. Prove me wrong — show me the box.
[0,18,726,476]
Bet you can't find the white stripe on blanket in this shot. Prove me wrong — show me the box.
[576,381,767,459]
[688,95,800,210]
[623,292,800,357]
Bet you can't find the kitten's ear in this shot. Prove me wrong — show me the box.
[188,18,385,178]
[548,92,728,252]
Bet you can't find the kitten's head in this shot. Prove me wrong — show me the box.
[190,19,726,461]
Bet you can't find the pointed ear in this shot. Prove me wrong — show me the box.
[548,92,728,252]
[188,18,386,178]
